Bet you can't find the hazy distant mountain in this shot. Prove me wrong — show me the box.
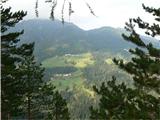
[13,19,159,60]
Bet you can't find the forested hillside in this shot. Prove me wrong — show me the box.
[13,19,131,60]
[2,0,160,119]
[13,19,159,61]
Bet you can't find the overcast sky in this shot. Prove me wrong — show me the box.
[4,0,160,30]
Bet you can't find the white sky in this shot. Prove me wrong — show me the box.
[3,0,160,30]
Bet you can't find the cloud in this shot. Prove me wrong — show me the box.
[3,0,160,30]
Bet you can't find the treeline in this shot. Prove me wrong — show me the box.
[1,1,160,120]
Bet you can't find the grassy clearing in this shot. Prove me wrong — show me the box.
[42,56,68,68]
[51,76,84,90]
[42,53,94,68]
[66,53,94,68]
[50,71,95,98]
[42,53,95,91]
[49,70,84,90]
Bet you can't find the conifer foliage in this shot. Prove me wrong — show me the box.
[1,2,70,119]
[90,4,160,119]
[19,55,44,119]
[1,5,33,119]
[114,4,160,94]
[40,84,70,120]
[90,77,159,119]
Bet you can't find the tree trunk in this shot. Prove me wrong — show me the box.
[7,113,10,120]
[28,96,31,120]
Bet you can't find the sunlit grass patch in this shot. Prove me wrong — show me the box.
[66,53,94,68]
[42,52,95,68]
[105,58,114,65]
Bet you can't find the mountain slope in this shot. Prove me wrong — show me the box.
[13,19,159,60]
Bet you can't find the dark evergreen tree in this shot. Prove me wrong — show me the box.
[90,4,160,119]
[19,55,44,120]
[1,4,34,119]
[113,4,160,95]
[39,84,70,120]
[90,77,159,119]
[1,1,70,119]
